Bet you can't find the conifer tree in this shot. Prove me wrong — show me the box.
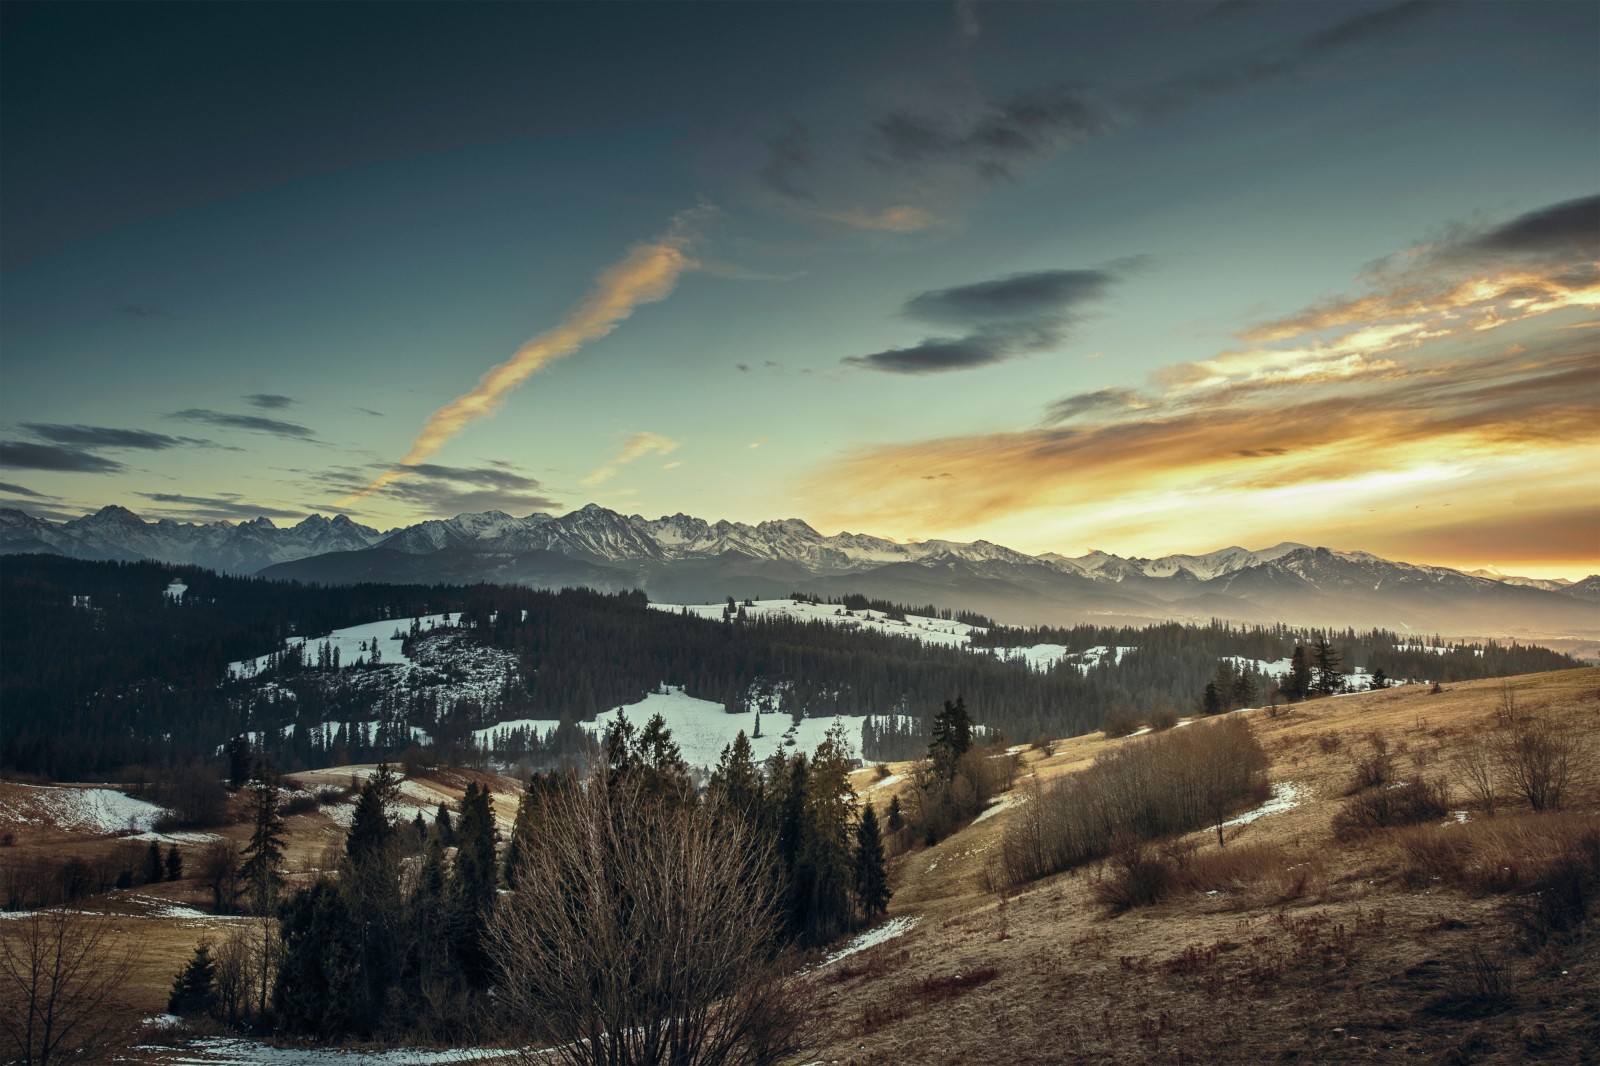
[853,804,890,921]
[238,768,286,915]
[168,941,217,1016]
[886,794,904,834]
[1312,637,1343,696]
[143,839,165,885]
[166,844,183,882]
[636,712,692,806]
[1284,646,1312,702]
[929,697,973,778]
[503,775,546,889]
[433,802,454,846]
[341,763,402,1034]
[708,731,762,823]
[1201,682,1223,716]
[450,782,498,987]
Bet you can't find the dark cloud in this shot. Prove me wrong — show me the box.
[136,492,306,521]
[845,334,1013,375]
[117,304,168,317]
[21,423,191,450]
[356,407,385,417]
[305,462,559,519]
[167,409,317,439]
[1466,195,1599,256]
[1146,1,1442,113]
[244,393,296,410]
[760,117,814,202]
[0,442,125,473]
[399,463,547,491]
[1043,387,1148,423]
[870,84,1109,182]
[0,481,57,499]
[905,269,1117,325]
[847,265,1130,374]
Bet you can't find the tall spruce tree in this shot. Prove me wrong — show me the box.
[238,768,286,915]
[450,782,498,988]
[1284,646,1312,702]
[854,803,890,921]
[1312,638,1343,697]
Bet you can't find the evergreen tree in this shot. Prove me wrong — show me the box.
[143,839,165,885]
[1369,666,1389,690]
[411,809,429,850]
[801,724,858,945]
[239,768,286,915]
[929,696,973,779]
[340,764,403,1037]
[227,737,252,791]
[1201,682,1223,717]
[503,775,546,889]
[166,844,183,882]
[433,802,454,846]
[1312,638,1343,697]
[1233,668,1259,709]
[886,794,904,834]
[168,942,217,1016]
[708,731,762,823]
[274,878,361,1037]
[1284,646,1312,702]
[853,804,890,921]
[450,782,498,987]
[636,712,692,806]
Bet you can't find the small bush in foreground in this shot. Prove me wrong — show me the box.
[1332,779,1450,841]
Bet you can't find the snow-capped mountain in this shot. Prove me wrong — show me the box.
[0,505,382,573]
[4,503,1596,638]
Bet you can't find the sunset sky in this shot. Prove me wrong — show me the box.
[2,2,1596,578]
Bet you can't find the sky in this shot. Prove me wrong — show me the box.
[1,1,1596,579]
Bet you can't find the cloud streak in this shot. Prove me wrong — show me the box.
[340,210,705,507]
[581,431,682,487]
[21,423,196,450]
[0,442,125,473]
[845,266,1126,374]
[167,409,317,439]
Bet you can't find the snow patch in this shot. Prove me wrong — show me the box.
[1220,781,1302,828]
[818,916,919,967]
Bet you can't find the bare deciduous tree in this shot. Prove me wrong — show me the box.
[488,776,805,1066]
[0,909,140,1065]
[1492,716,1587,812]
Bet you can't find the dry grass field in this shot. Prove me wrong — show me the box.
[802,668,1600,1065]
[3,670,1596,1064]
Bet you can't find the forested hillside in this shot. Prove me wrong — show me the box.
[1,555,1576,779]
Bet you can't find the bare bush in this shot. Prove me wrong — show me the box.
[1491,716,1587,812]
[1454,735,1498,816]
[1345,733,1393,794]
[1332,779,1450,841]
[0,909,140,1064]
[488,775,806,1066]
[1393,810,1599,895]
[999,716,1269,886]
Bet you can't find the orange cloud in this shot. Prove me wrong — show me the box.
[339,210,705,507]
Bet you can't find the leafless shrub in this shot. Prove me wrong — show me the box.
[1100,705,1140,739]
[1455,735,1498,816]
[488,774,807,1066]
[0,909,141,1064]
[1345,733,1393,794]
[1316,733,1342,754]
[1147,708,1180,732]
[1332,779,1451,841]
[1000,716,1269,886]
[1490,716,1588,812]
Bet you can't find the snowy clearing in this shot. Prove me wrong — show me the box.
[818,916,920,967]
[227,614,456,679]
[1220,781,1303,828]
[0,784,169,835]
[127,1037,516,1065]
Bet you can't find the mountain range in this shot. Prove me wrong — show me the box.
[4,504,1596,638]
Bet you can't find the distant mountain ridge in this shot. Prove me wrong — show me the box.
[3,503,1596,636]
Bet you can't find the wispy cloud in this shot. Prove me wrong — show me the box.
[581,432,682,487]
[136,492,306,522]
[309,461,558,518]
[0,481,58,499]
[341,208,708,508]
[868,83,1111,184]
[21,423,198,450]
[845,266,1130,374]
[167,409,318,439]
[0,442,124,473]
[244,393,296,410]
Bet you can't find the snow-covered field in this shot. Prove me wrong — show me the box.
[128,1038,515,1065]
[228,615,457,679]
[0,783,168,835]
[475,685,907,769]
[652,598,979,648]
